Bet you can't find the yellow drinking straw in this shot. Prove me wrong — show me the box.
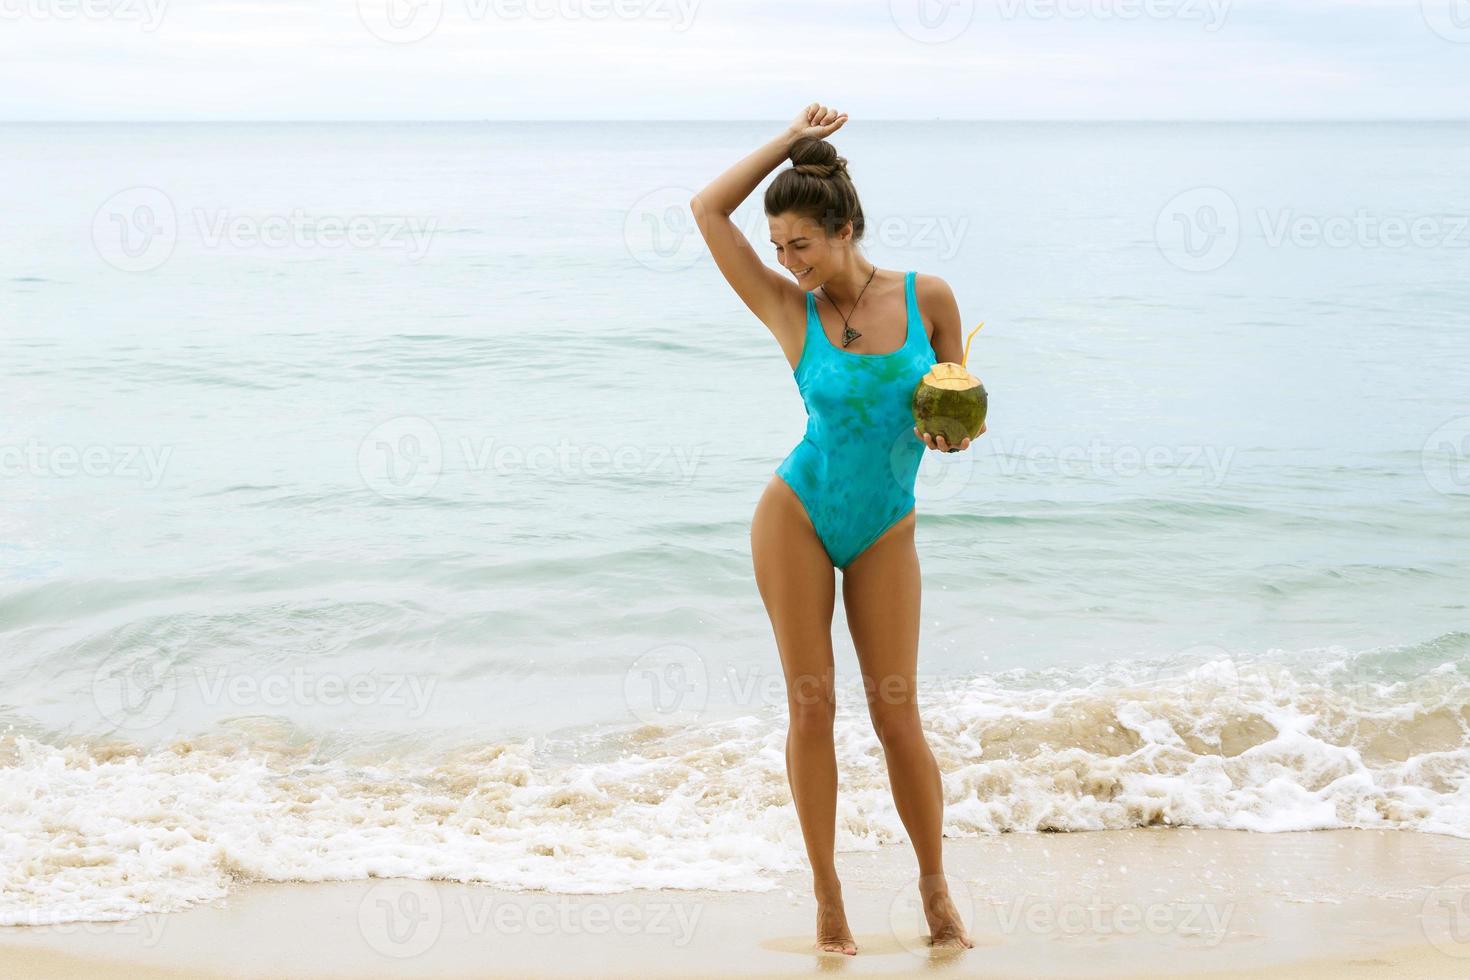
[961,322,985,369]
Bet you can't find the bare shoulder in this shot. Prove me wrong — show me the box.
[912,272,960,328]
[913,272,957,309]
[911,272,966,362]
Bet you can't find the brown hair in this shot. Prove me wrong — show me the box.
[763,136,866,242]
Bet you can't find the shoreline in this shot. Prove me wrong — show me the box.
[4,827,1470,977]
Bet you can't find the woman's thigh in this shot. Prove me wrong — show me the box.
[840,511,922,715]
[751,476,838,708]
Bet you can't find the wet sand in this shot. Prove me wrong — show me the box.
[3,828,1469,978]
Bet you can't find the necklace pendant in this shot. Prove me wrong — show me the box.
[841,324,862,348]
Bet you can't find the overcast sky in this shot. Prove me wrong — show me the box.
[3,0,1468,120]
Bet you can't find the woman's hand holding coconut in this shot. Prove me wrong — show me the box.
[912,322,989,453]
[914,423,984,453]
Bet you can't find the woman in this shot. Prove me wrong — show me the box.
[689,103,983,955]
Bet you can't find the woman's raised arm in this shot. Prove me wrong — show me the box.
[689,104,848,349]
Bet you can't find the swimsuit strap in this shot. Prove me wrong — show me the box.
[793,290,821,377]
[903,270,922,349]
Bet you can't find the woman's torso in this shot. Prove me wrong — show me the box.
[786,268,937,494]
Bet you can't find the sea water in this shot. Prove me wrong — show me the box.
[1,121,1468,923]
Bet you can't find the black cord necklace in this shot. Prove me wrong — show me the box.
[821,266,877,348]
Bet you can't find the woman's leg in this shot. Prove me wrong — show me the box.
[841,510,974,949]
[750,475,855,955]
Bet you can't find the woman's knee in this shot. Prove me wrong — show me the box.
[787,684,836,737]
[868,704,924,749]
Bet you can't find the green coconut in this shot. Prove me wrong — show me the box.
[912,322,988,444]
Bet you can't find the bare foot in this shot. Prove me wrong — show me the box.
[815,898,857,955]
[922,888,974,949]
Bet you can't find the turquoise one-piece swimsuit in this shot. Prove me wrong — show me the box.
[775,269,937,569]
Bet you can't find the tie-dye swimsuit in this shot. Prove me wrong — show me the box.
[775,270,937,569]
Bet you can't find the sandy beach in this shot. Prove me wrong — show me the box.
[3,828,1468,978]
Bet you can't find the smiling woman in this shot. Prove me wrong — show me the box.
[763,137,866,294]
[688,102,987,956]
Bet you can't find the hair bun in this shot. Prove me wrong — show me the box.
[792,161,846,179]
[788,136,848,180]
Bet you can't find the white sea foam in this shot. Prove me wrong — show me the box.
[4,650,1468,925]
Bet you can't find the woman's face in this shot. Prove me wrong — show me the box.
[767,211,853,290]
